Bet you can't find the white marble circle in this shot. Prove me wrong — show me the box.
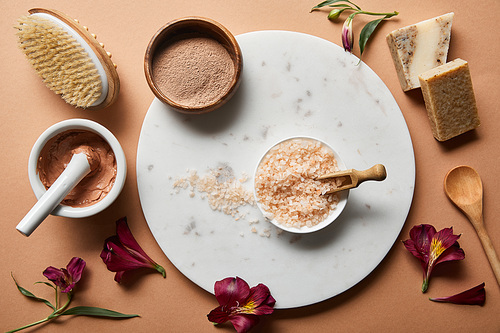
[137,31,415,309]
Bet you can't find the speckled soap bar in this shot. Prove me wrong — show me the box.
[419,58,480,141]
[386,13,454,91]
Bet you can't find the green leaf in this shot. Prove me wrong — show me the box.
[359,17,385,55]
[34,281,57,290]
[61,306,140,318]
[11,273,56,310]
[312,0,358,11]
[328,4,353,8]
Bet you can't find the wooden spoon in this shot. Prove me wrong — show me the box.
[444,165,500,286]
[317,164,387,194]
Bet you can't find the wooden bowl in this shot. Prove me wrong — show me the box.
[144,17,242,114]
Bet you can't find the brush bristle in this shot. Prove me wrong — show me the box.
[16,15,103,108]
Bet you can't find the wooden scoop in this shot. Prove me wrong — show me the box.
[317,164,387,194]
[444,165,500,286]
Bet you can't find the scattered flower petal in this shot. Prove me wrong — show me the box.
[207,277,275,333]
[430,283,485,305]
[100,217,166,283]
[403,224,465,292]
[43,257,85,293]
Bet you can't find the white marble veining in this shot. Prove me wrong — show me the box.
[136,31,415,309]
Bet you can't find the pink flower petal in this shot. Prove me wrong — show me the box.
[430,283,485,305]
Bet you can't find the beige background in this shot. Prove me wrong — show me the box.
[1,1,499,332]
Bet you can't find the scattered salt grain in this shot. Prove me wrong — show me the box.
[173,165,255,218]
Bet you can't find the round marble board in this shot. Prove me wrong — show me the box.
[136,31,415,309]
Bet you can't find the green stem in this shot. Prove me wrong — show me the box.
[358,10,398,17]
[51,292,72,317]
[155,264,166,278]
[55,287,59,309]
[6,292,73,332]
[422,279,429,293]
[6,317,51,333]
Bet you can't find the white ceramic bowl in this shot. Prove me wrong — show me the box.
[254,136,349,234]
[28,119,127,218]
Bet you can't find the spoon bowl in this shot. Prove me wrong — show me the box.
[444,165,500,285]
[444,165,483,218]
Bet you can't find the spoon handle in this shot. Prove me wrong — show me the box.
[471,217,500,286]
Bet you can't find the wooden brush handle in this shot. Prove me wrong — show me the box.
[29,8,120,110]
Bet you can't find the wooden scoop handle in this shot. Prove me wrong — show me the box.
[319,164,387,194]
[352,164,387,186]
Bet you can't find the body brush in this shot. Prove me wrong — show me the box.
[15,8,119,109]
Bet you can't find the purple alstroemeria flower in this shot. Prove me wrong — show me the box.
[43,257,86,293]
[403,224,465,293]
[100,217,165,283]
[341,15,354,53]
[430,283,486,305]
[207,277,275,333]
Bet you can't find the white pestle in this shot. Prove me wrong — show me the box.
[16,153,91,236]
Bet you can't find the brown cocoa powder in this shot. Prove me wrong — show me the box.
[152,36,235,108]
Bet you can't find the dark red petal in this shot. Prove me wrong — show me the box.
[66,257,86,284]
[114,271,125,283]
[214,277,250,307]
[100,236,153,271]
[430,283,485,305]
[207,305,231,324]
[435,242,465,266]
[60,282,76,293]
[404,224,436,265]
[115,217,156,264]
[246,284,275,315]
[402,239,426,264]
[434,227,462,249]
[229,314,260,333]
[43,266,68,290]
[413,224,435,251]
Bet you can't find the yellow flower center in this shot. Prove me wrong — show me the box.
[235,300,257,314]
[429,238,446,264]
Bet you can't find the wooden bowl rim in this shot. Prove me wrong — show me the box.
[144,16,242,114]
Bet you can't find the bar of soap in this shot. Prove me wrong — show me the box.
[386,13,454,91]
[418,58,480,141]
